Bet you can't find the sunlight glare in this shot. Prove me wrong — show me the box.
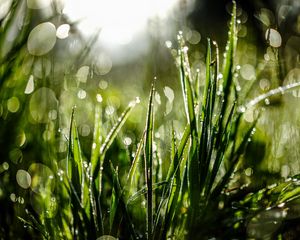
[63,0,179,47]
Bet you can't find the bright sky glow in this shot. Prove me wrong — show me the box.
[63,0,179,47]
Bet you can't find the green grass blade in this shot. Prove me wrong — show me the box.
[91,104,102,176]
[126,131,145,190]
[109,167,118,234]
[144,82,155,240]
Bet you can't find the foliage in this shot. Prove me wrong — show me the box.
[2,1,300,240]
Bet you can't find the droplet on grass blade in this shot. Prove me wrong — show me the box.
[27,22,56,56]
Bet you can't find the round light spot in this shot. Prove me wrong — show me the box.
[27,0,51,9]
[7,97,20,113]
[259,78,270,91]
[186,30,201,45]
[77,89,87,99]
[96,94,103,103]
[240,64,256,81]
[265,28,282,48]
[29,87,58,123]
[56,24,70,39]
[10,193,16,202]
[2,162,9,170]
[79,124,90,137]
[28,163,55,194]
[165,40,172,48]
[124,137,132,146]
[16,170,31,189]
[99,80,108,89]
[245,167,253,177]
[95,53,112,75]
[27,22,56,56]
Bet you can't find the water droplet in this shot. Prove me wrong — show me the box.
[264,98,270,105]
[123,137,132,146]
[77,89,87,99]
[165,40,172,48]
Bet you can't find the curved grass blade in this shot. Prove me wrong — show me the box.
[126,131,145,190]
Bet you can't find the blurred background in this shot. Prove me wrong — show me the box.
[1,0,300,238]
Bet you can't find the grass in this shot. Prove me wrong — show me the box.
[2,1,300,239]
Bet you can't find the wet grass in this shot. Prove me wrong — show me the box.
[3,1,300,240]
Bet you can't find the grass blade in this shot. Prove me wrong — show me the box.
[144,82,155,240]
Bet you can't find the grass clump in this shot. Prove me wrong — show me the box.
[3,1,300,240]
